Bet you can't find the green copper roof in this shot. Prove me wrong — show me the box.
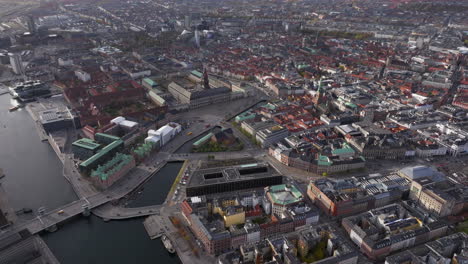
[331,143,355,155]
[193,132,213,147]
[191,70,203,78]
[268,184,303,206]
[345,102,358,108]
[91,153,134,181]
[72,138,101,150]
[143,78,157,87]
[95,133,120,142]
[263,103,276,110]
[317,155,332,166]
[240,163,258,168]
[235,112,256,122]
[80,139,123,168]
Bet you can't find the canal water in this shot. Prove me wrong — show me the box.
[42,162,183,264]
[0,94,76,211]
[128,161,182,207]
[0,94,181,264]
[42,215,181,264]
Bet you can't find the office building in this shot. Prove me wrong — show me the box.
[39,108,80,133]
[385,232,468,264]
[256,125,289,148]
[90,153,135,189]
[265,184,304,216]
[409,177,468,217]
[308,174,410,217]
[77,135,124,172]
[186,162,283,197]
[72,138,101,160]
[342,203,448,260]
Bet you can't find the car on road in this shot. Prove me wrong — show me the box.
[57,210,64,215]
[187,132,193,136]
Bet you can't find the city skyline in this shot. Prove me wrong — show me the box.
[0,0,467,263]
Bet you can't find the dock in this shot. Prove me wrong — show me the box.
[143,215,165,239]
[25,104,49,142]
[0,86,8,96]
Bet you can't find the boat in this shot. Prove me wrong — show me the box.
[8,106,19,112]
[161,234,176,254]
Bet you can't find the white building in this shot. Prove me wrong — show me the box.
[111,116,139,131]
[145,122,182,147]
[9,53,23,75]
[75,70,91,82]
[415,144,447,158]
[420,124,468,157]
[58,58,73,66]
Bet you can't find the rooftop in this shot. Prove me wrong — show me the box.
[72,138,101,151]
[267,184,303,206]
[79,139,124,168]
[188,161,281,188]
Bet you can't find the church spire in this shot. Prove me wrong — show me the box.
[203,67,210,89]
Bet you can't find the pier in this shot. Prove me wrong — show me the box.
[143,215,165,239]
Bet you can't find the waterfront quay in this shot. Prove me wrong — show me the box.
[0,94,265,263]
[4,121,211,234]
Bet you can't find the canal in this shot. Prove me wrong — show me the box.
[0,93,181,263]
[0,94,76,211]
[42,215,181,264]
[128,161,183,207]
[42,162,183,264]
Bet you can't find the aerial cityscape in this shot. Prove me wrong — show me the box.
[0,0,467,263]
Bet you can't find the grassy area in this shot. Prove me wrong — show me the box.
[300,238,328,263]
[192,141,244,153]
[193,141,228,153]
[102,101,150,116]
[456,220,468,234]
[231,121,261,146]
[252,216,269,225]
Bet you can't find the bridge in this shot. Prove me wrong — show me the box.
[1,120,211,236]
[1,97,264,239]
[92,203,163,220]
[12,193,109,235]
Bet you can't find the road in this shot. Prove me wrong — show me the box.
[2,105,228,236]
[0,95,274,254]
[93,203,162,220]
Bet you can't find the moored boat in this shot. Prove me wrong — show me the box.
[161,234,175,254]
[8,105,19,112]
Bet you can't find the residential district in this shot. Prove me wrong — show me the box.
[0,0,467,263]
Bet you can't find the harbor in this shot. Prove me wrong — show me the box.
[0,93,181,263]
[0,86,238,263]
